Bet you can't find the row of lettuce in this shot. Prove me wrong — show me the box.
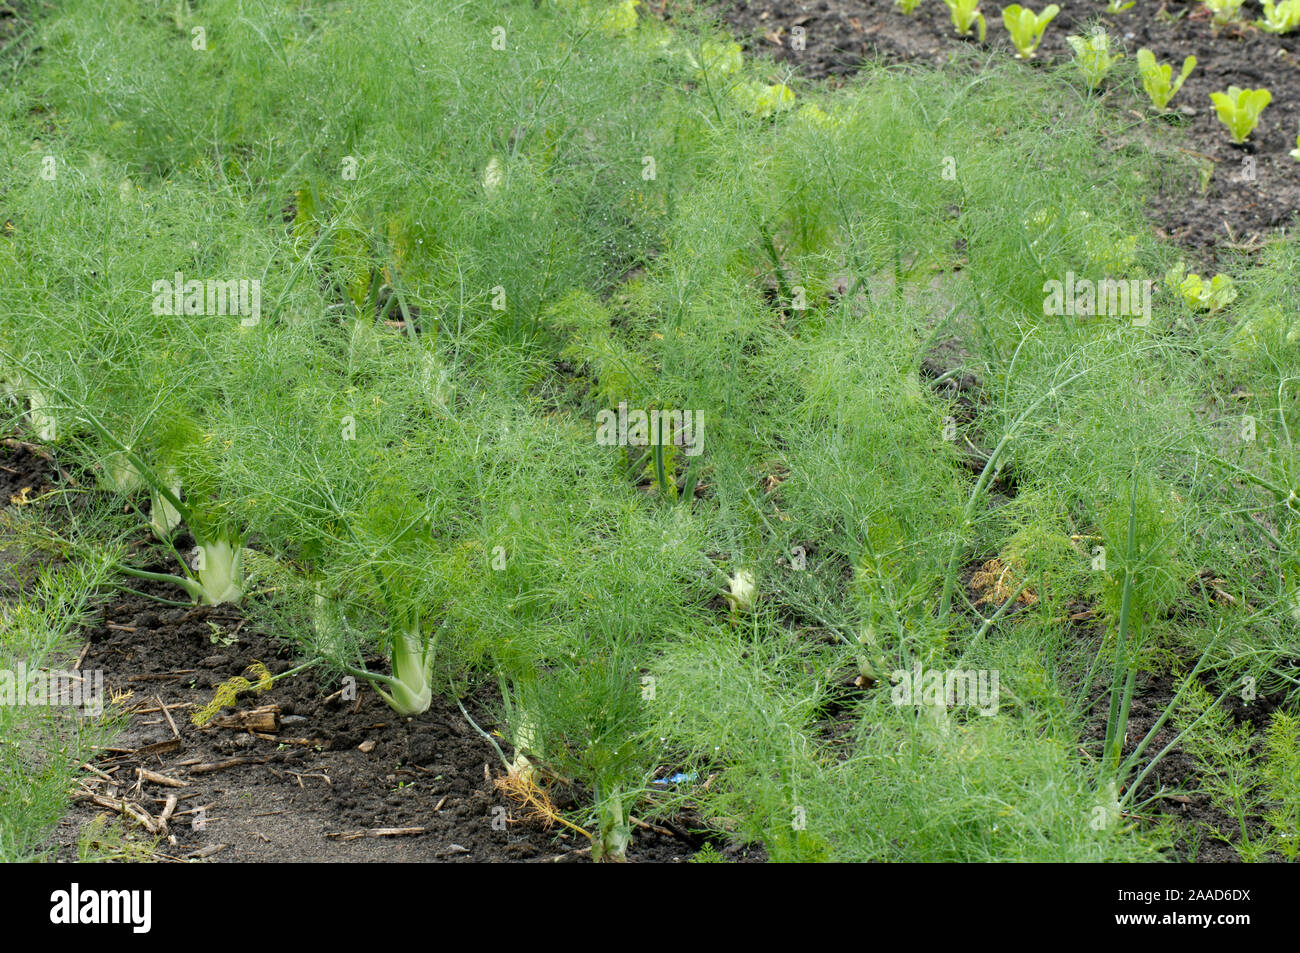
[0,0,1297,859]
[893,0,1293,151]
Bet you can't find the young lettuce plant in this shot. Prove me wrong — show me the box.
[1259,0,1300,32]
[1202,0,1245,21]
[731,81,797,119]
[1136,49,1195,111]
[1002,4,1059,58]
[1291,124,1300,161]
[1104,0,1135,11]
[942,0,987,41]
[895,0,924,11]
[1210,87,1272,144]
[1165,263,1237,313]
[1067,30,1124,90]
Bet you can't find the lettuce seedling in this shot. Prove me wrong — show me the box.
[1259,0,1300,32]
[731,81,796,118]
[795,103,840,130]
[1291,124,1300,161]
[1210,86,1272,144]
[1002,4,1058,58]
[1067,31,1123,90]
[942,0,987,40]
[688,39,743,79]
[597,0,639,36]
[1136,49,1195,111]
[895,0,924,12]
[1202,0,1245,21]
[1104,0,1135,11]
[1165,263,1237,313]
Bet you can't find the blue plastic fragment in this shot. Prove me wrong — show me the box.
[653,771,697,786]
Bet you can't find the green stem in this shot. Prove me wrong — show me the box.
[117,565,205,603]
[759,222,794,307]
[1102,475,1140,780]
[1121,685,1230,810]
[652,415,668,497]
[963,576,1031,655]
[681,451,702,504]
[1117,637,1219,784]
[456,697,510,770]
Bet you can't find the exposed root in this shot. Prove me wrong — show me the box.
[494,768,592,843]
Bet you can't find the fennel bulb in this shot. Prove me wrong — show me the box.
[187,540,245,606]
[27,390,58,442]
[726,569,756,613]
[373,623,435,716]
[593,783,631,863]
[508,716,538,779]
[101,451,144,494]
[483,156,504,195]
[419,350,455,411]
[149,470,184,537]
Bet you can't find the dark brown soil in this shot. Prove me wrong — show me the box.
[0,438,59,509]
[49,583,760,862]
[711,0,1300,267]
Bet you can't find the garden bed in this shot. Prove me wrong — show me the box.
[2,0,1299,866]
[50,583,747,863]
[718,0,1300,263]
